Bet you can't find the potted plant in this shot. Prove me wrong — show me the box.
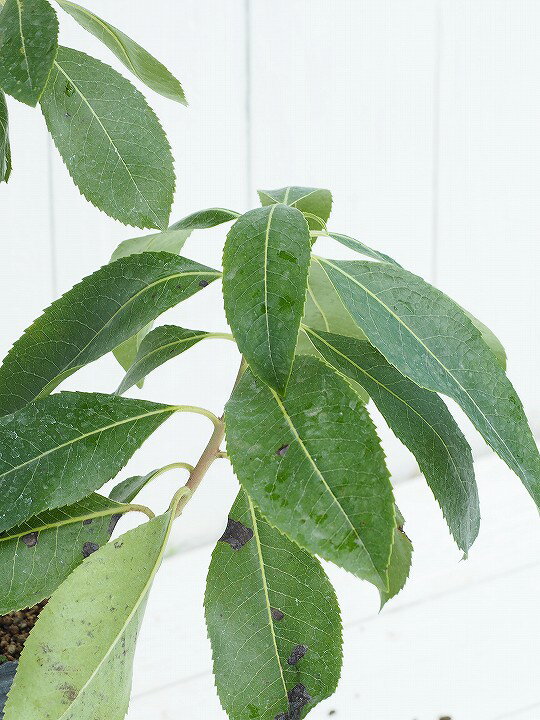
[0,2,538,719]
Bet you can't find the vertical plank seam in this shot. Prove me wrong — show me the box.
[430,0,443,286]
[244,0,253,207]
[46,136,58,299]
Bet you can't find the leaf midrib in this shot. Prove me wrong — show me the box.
[316,257,526,480]
[0,405,176,483]
[25,267,219,405]
[303,326,470,502]
[270,386,384,585]
[244,496,289,708]
[53,56,164,229]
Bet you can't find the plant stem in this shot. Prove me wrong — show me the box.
[183,358,246,497]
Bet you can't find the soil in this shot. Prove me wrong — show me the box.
[0,601,47,662]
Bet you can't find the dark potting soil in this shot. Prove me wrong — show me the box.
[0,600,47,662]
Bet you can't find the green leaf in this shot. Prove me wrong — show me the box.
[56,0,186,104]
[258,186,332,230]
[205,490,342,720]
[223,204,311,395]
[0,391,177,533]
[304,328,479,552]
[169,207,240,231]
[0,90,11,182]
[0,251,219,415]
[110,227,192,262]
[326,232,401,266]
[3,507,177,720]
[379,508,413,608]
[316,257,540,510]
[225,356,395,589]
[463,308,507,370]
[109,229,194,378]
[0,493,148,614]
[117,325,228,394]
[0,0,58,106]
[40,47,175,229]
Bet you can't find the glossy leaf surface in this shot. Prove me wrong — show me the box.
[225,356,395,589]
[40,47,174,229]
[117,325,221,394]
[205,490,342,720]
[0,391,176,533]
[0,0,58,105]
[57,0,186,104]
[170,207,240,231]
[305,328,479,551]
[258,186,332,230]
[0,251,219,415]
[317,257,540,509]
[223,204,311,394]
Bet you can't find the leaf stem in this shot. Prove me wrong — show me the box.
[172,405,221,427]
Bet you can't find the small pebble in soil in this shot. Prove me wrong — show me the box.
[0,601,47,661]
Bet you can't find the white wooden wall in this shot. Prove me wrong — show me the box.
[1,2,539,717]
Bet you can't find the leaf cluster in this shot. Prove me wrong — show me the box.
[0,176,536,720]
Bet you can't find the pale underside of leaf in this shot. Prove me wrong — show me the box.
[0,90,11,182]
[316,257,540,510]
[56,0,187,104]
[304,327,479,552]
[205,490,342,720]
[225,356,396,590]
[40,46,175,229]
[3,510,176,720]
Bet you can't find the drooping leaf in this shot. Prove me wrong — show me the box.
[463,308,507,370]
[3,507,177,720]
[0,91,11,182]
[225,356,395,589]
[0,391,177,533]
[223,204,311,394]
[117,325,227,394]
[0,251,219,415]
[0,493,149,614]
[258,186,332,230]
[205,490,342,720]
[110,227,192,262]
[56,0,186,104]
[0,0,58,106]
[304,327,479,552]
[379,508,413,608]
[169,207,240,231]
[326,232,401,266]
[316,257,540,509]
[40,47,175,229]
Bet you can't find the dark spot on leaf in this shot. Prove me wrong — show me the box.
[287,684,312,719]
[276,444,290,456]
[64,82,74,97]
[108,514,121,535]
[199,279,209,287]
[270,607,284,622]
[82,518,93,526]
[64,112,71,118]
[60,683,78,702]
[82,542,99,558]
[219,517,253,550]
[287,644,308,666]
[114,540,124,549]
[21,532,38,548]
